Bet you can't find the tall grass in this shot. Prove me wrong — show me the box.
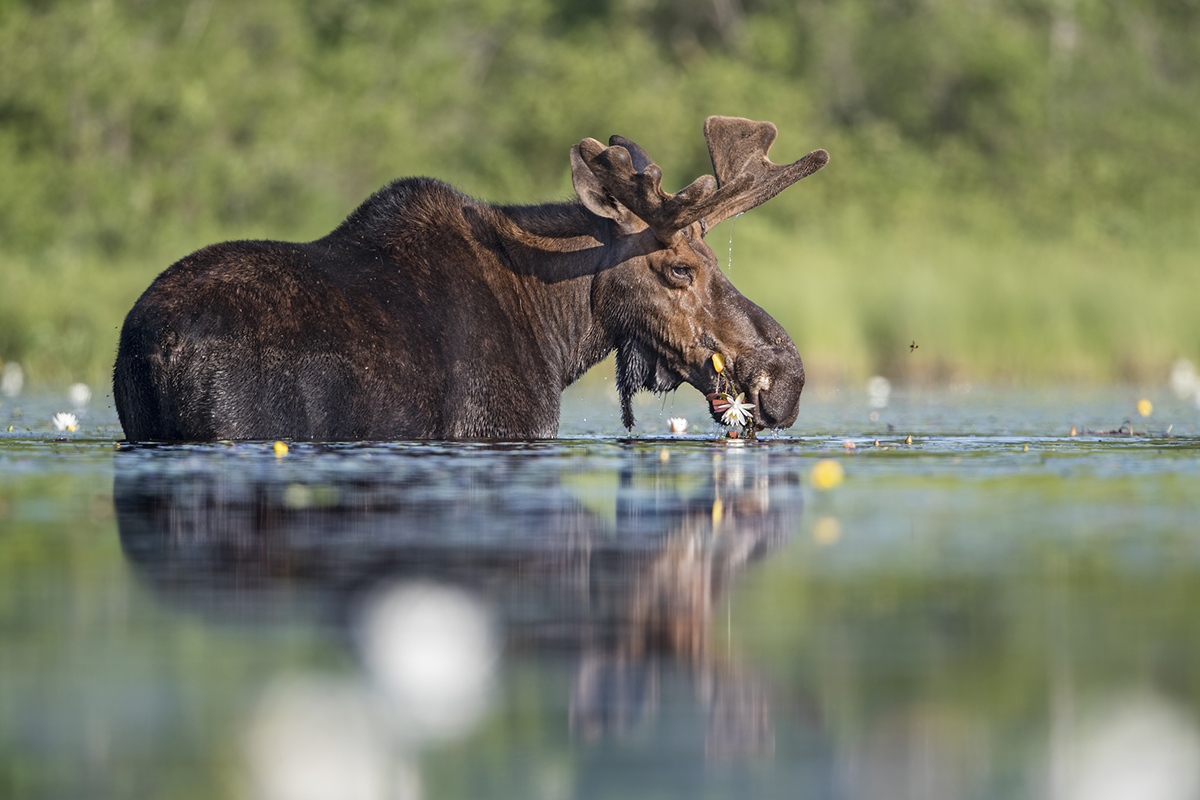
[7,218,1194,392]
[728,217,1200,387]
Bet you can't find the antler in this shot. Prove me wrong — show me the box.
[575,116,829,244]
[700,116,830,229]
[575,136,718,244]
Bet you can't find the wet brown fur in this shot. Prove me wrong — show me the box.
[114,119,824,441]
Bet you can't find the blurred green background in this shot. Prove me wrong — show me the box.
[1,0,1198,391]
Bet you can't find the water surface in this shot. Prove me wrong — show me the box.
[2,386,1199,800]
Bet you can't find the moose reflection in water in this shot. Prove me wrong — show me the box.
[114,445,804,760]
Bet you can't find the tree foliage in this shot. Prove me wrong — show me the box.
[1,0,1198,384]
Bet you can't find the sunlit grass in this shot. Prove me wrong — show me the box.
[0,251,153,390]
[726,216,1200,387]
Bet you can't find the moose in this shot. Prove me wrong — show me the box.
[113,117,828,441]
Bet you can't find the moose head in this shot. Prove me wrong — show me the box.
[113,116,827,441]
[572,116,828,431]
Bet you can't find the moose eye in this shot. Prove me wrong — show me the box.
[669,265,693,284]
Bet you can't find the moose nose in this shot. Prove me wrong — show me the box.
[744,346,805,430]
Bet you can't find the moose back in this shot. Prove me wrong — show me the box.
[113,117,828,441]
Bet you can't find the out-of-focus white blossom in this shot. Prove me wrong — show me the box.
[52,412,78,432]
[357,582,497,743]
[1170,359,1200,406]
[0,362,22,397]
[69,383,91,407]
[1049,693,1200,800]
[245,676,409,800]
[867,376,891,409]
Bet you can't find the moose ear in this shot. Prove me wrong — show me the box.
[571,141,641,232]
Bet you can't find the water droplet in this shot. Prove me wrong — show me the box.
[726,212,744,272]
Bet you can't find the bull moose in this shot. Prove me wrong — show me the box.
[113,116,828,441]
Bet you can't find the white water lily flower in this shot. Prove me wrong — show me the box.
[52,412,78,432]
[668,417,689,434]
[720,393,755,428]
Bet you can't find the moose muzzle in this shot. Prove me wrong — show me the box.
[734,342,805,430]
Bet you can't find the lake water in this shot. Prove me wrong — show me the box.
[2,384,1200,800]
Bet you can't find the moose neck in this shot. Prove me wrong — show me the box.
[490,203,652,392]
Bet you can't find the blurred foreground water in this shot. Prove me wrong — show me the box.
[2,385,1200,800]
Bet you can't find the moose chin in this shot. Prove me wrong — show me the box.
[113,117,828,442]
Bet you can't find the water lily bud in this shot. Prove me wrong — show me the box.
[712,353,725,374]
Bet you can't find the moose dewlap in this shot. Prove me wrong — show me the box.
[113,117,828,442]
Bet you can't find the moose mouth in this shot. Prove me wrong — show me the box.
[616,337,763,431]
[702,368,761,431]
[705,390,754,429]
[702,347,805,432]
